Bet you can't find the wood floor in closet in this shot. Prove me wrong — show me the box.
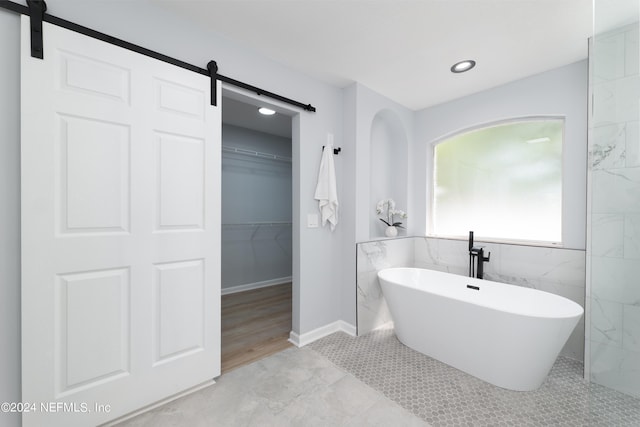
[221,283,293,373]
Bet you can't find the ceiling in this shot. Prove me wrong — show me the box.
[152,0,638,113]
[151,0,597,111]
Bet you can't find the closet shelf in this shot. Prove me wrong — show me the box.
[222,145,292,163]
[222,221,292,241]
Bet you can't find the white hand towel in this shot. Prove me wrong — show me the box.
[314,138,339,231]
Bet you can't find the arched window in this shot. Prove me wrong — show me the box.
[431,118,564,244]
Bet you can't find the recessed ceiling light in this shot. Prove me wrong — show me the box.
[450,60,476,73]
[258,107,276,116]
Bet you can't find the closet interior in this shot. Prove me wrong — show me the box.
[220,96,293,372]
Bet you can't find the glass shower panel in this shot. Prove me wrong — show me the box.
[588,0,640,398]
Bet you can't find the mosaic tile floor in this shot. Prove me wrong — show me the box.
[309,326,640,427]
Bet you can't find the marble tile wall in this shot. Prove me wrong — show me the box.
[356,238,414,335]
[588,21,640,399]
[356,236,586,361]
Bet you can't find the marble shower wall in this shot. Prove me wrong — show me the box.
[588,21,640,398]
[356,237,586,361]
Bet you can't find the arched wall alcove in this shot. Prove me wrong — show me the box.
[369,109,409,238]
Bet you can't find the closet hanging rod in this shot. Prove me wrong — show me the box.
[222,221,292,227]
[222,145,292,163]
[0,0,317,113]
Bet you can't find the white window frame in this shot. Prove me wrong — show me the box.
[427,116,565,247]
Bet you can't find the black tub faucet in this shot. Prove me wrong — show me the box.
[468,231,490,279]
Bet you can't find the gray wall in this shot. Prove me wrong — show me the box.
[343,82,415,328]
[0,2,591,423]
[0,9,21,427]
[413,60,589,249]
[221,124,292,289]
[348,83,415,243]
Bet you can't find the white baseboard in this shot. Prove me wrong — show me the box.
[221,276,292,295]
[289,320,356,347]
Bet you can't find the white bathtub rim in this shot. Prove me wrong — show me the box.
[377,267,584,320]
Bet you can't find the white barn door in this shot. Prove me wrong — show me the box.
[20,17,221,427]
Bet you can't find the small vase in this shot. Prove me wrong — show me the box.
[385,226,398,237]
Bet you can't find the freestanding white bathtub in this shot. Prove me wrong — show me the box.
[378,267,583,391]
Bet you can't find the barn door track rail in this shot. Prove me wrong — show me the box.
[0,0,317,112]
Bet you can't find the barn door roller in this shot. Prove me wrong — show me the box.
[207,61,218,107]
[27,0,47,59]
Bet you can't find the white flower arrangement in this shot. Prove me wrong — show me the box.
[376,199,407,228]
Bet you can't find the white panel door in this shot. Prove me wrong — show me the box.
[20,17,221,427]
